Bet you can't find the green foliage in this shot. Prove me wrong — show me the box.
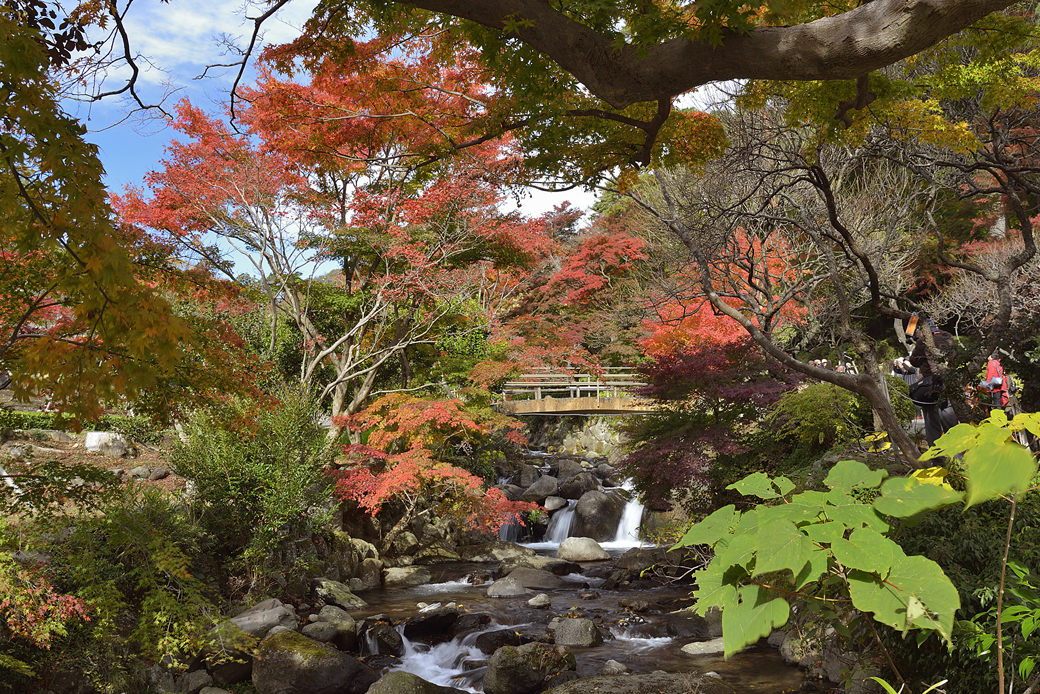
[0,409,164,445]
[169,388,334,590]
[675,410,1040,689]
[768,383,870,448]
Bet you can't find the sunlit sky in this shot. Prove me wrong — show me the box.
[69,0,596,216]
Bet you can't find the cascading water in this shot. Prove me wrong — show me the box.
[601,481,645,550]
[544,500,577,543]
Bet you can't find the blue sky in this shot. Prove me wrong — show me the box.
[68,0,594,215]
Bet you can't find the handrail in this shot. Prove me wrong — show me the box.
[501,369,645,401]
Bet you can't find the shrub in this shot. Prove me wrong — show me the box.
[169,388,334,591]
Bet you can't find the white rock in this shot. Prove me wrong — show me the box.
[84,431,129,458]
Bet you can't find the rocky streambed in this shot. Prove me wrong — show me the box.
[151,541,814,694]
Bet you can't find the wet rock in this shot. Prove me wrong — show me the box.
[385,566,432,586]
[527,593,551,609]
[601,660,629,675]
[403,602,459,639]
[487,576,531,598]
[555,459,585,481]
[559,473,601,500]
[556,537,610,562]
[542,672,734,694]
[483,642,577,694]
[367,671,468,694]
[252,630,377,694]
[543,496,568,512]
[680,637,727,656]
[231,599,299,638]
[413,541,461,565]
[519,465,541,488]
[453,612,493,637]
[468,569,497,585]
[618,599,649,613]
[458,541,535,563]
[521,475,559,503]
[594,463,615,479]
[475,629,521,654]
[571,491,626,542]
[368,623,403,656]
[553,618,603,647]
[577,591,599,600]
[316,605,357,651]
[506,567,566,590]
[312,578,368,610]
[666,610,712,639]
[614,548,667,573]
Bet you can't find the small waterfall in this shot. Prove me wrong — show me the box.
[395,624,489,692]
[544,500,577,543]
[498,517,523,543]
[602,481,646,549]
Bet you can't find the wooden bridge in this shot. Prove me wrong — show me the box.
[494,367,658,415]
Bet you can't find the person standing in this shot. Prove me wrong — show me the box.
[981,352,1010,409]
[909,332,958,447]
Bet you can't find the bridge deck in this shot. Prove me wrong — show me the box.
[495,395,658,416]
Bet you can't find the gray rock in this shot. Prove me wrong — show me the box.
[486,576,531,598]
[519,464,541,488]
[559,473,601,500]
[507,566,566,590]
[475,628,521,654]
[148,664,177,694]
[252,630,377,694]
[413,541,461,565]
[301,621,340,643]
[84,431,129,458]
[553,618,603,647]
[458,541,535,563]
[367,623,403,656]
[315,605,356,651]
[543,496,568,512]
[385,566,431,586]
[483,642,577,694]
[367,671,468,694]
[358,558,383,589]
[613,548,667,573]
[665,610,711,639]
[148,466,170,481]
[46,430,75,443]
[555,459,585,481]
[521,475,559,503]
[128,465,151,479]
[601,660,629,675]
[312,577,368,610]
[543,672,734,694]
[499,556,582,575]
[199,688,233,694]
[527,593,551,609]
[556,537,610,562]
[617,599,649,613]
[230,599,299,638]
[177,670,213,694]
[680,637,727,656]
[594,464,616,479]
[572,490,627,542]
[403,602,459,639]
[498,484,526,501]
[392,531,421,556]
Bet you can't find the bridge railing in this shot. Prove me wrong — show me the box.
[500,366,646,401]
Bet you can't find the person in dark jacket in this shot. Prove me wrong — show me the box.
[908,332,958,447]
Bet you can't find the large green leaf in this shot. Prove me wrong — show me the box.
[964,441,1037,507]
[672,505,738,549]
[831,527,900,576]
[757,502,823,526]
[754,519,817,578]
[824,460,887,493]
[873,477,963,519]
[803,520,847,545]
[722,585,790,658]
[920,423,979,461]
[714,510,759,569]
[692,561,739,611]
[794,546,831,590]
[847,555,960,643]
[824,491,891,533]
[727,472,781,499]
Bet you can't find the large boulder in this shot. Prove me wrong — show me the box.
[521,475,559,503]
[458,541,535,563]
[231,599,299,639]
[84,431,129,458]
[252,630,377,694]
[571,491,626,542]
[500,556,582,576]
[475,629,521,655]
[384,567,432,586]
[403,602,459,639]
[486,576,531,598]
[483,643,577,694]
[519,465,541,488]
[613,548,668,573]
[315,605,357,651]
[506,567,566,591]
[366,671,468,694]
[413,541,462,565]
[498,484,526,501]
[555,459,586,481]
[542,673,734,694]
[543,496,568,513]
[559,473,601,500]
[312,578,368,610]
[367,623,404,656]
[680,637,726,656]
[666,608,722,639]
[553,618,603,647]
[357,558,383,590]
[556,538,609,562]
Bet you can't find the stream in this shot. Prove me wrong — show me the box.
[346,457,809,693]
